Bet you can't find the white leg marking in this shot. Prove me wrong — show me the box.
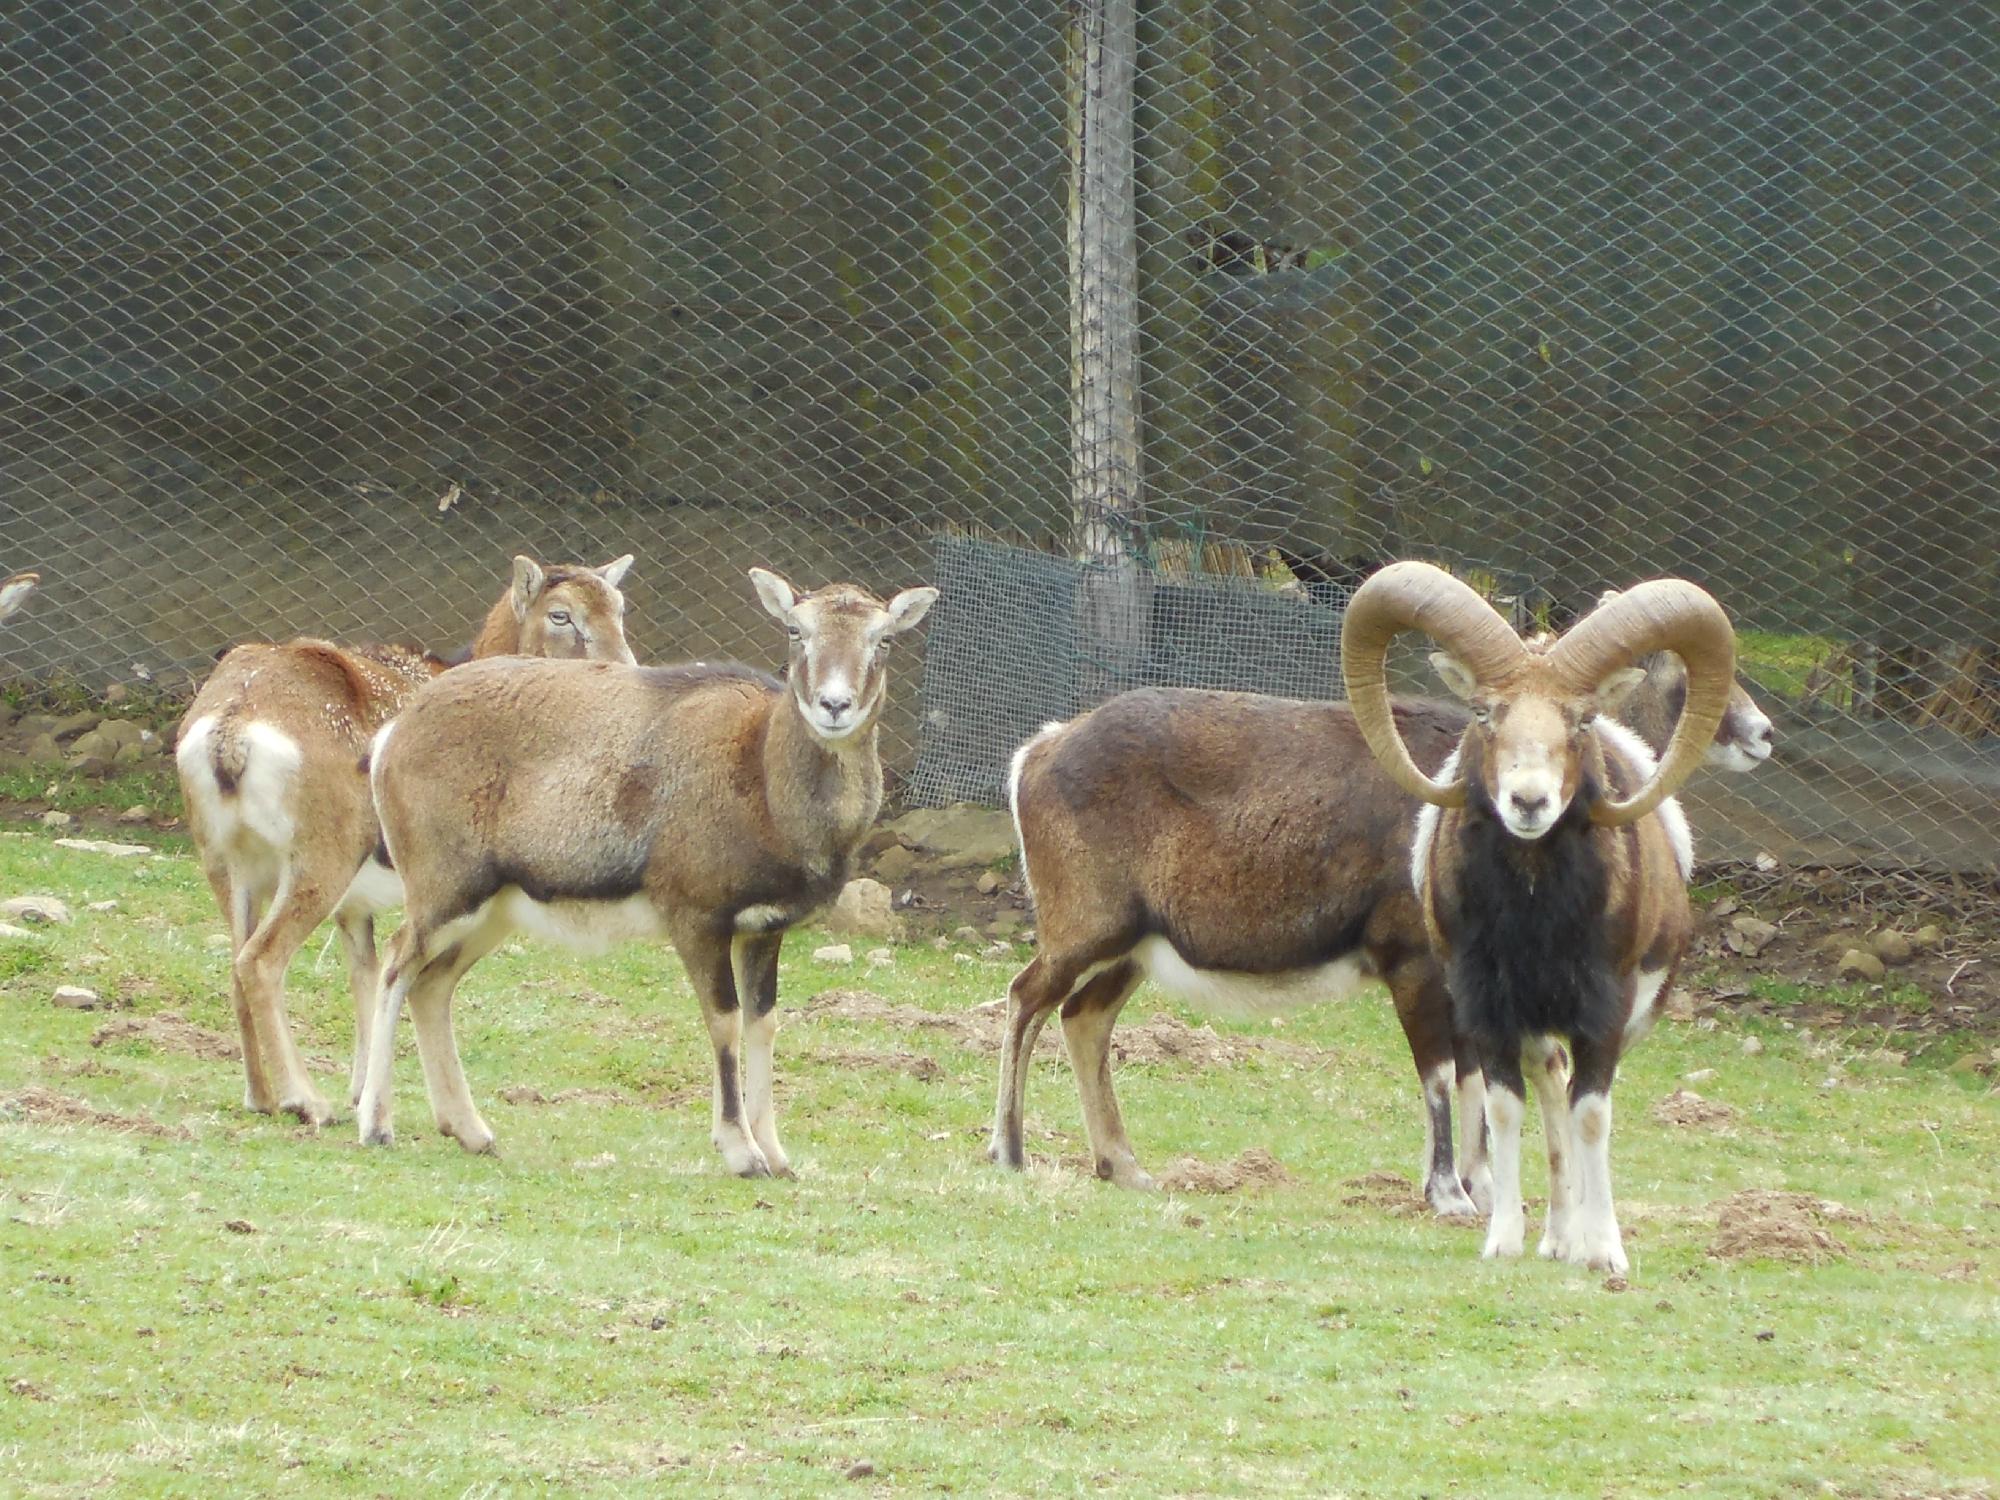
[1456,1067,1492,1214]
[1481,1085,1527,1261]
[1566,1091,1627,1275]
[1422,1062,1478,1216]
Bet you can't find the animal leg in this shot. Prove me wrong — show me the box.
[1479,1038,1528,1261]
[205,861,276,1115]
[356,926,419,1146]
[1386,955,1478,1216]
[404,931,502,1154]
[733,933,792,1179]
[676,924,768,1178]
[1454,1031,1492,1214]
[333,907,379,1108]
[1563,1035,1627,1275]
[1527,1035,1576,1260]
[1059,961,1150,1190]
[231,861,341,1126]
[988,952,1083,1171]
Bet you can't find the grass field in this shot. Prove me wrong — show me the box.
[1,828,1995,1498]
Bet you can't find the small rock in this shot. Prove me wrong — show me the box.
[54,838,151,858]
[1868,929,1913,966]
[979,941,1013,959]
[1910,924,1944,952]
[51,711,99,741]
[1741,1036,1765,1056]
[986,911,1024,938]
[52,985,101,1010]
[1753,851,1779,873]
[844,1460,877,1480]
[112,743,147,767]
[96,719,143,748]
[39,810,75,830]
[205,933,232,950]
[101,683,129,706]
[864,947,895,967]
[883,804,1017,870]
[929,935,950,952]
[0,895,72,925]
[870,845,918,884]
[1836,949,1886,983]
[21,733,62,765]
[1725,916,1779,957]
[824,878,898,941]
[67,729,117,761]
[975,870,1003,896]
[0,923,37,940]
[118,806,151,825]
[952,952,975,966]
[812,944,854,965]
[223,1219,257,1234]
[1684,1067,1717,1084]
[951,925,981,946]
[1708,895,1740,919]
[86,900,119,913]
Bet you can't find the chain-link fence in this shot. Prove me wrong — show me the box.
[1,1,1994,874]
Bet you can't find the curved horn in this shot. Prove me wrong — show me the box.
[1549,579,1737,827]
[1340,561,1528,807]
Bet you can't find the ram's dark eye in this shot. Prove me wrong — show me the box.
[547,609,571,627]
[786,625,803,641]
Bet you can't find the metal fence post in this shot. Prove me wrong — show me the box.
[1068,0,1149,701]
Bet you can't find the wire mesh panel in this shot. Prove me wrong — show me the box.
[907,530,1346,806]
[0,1,1994,873]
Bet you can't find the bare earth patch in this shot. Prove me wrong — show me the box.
[1158,1148,1295,1195]
[1341,1169,1433,1218]
[1652,1088,1739,1128]
[90,1012,239,1062]
[1708,1189,1861,1264]
[801,988,1305,1069]
[497,1085,637,1107]
[814,1048,944,1082]
[0,1085,189,1140]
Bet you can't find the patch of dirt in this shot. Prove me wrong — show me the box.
[814,1048,944,1082]
[0,1085,189,1140]
[90,1012,238,1062]
[1157,1148,1294,1195]
[801,988,1302,1070]
[1687,863,2000,1038]
[1652,1089,1739,1128]
[1707,1189,1863,1264]
[496,1084,636,1107]
[1340,1170,1433,1218]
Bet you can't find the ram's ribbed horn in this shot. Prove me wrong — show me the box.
[1340,561,1528,807]
[1548,579,1737,827]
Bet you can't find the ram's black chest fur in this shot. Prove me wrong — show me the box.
[1439,779,1623,1053]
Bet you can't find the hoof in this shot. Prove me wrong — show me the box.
[444,1124,496,1155]
[360,1124,395,1148]
[280,1094,335,1128]
[732,1154,772,1179]
[1481,1217,1527,1261]
[1461,1170,1495,1217]
[1426,1175,1480,1218]
[1098,1158,1157,1191]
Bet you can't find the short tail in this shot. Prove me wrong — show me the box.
[176,711,302,854]
[209,711,250,795]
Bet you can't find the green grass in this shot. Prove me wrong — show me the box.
[0,827,1995,1498]
[0,764,183,819]
[1736,629,1837,703]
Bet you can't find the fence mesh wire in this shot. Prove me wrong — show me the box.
[1,1,1994,873]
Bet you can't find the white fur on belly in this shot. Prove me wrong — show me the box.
[1129,935,1377,1019]
[337,857,404,918]
[432,889,669,958]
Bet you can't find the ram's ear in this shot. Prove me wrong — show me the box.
[883,586,938,636]
[749,567,798,622]
[1428,651,1479,701]
[511,556,546,621]
[1592,665,1649,717]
